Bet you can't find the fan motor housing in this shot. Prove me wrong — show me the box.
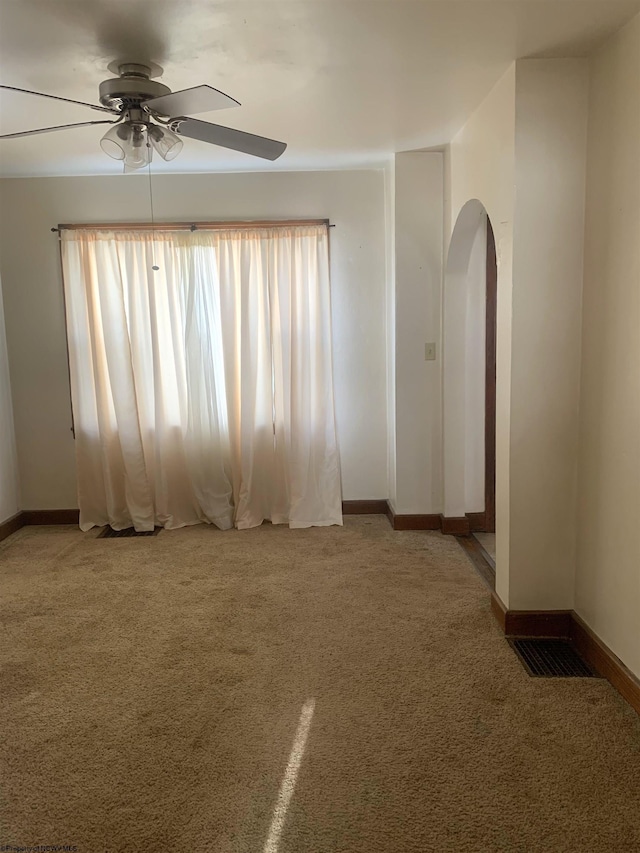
[99,64,171,112]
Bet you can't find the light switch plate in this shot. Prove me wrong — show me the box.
[425,342,437,361]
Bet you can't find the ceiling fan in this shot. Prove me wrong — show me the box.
[0,62,287,169]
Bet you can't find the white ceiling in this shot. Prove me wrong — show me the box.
[0,0,638,176]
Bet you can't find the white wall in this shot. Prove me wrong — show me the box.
[576,14,640,678]
[509,59,588,610]
[393,152,444,514]
[0,171,388,509]
[449,65,516,602]
[0,271,19,523]
[448,59,589,611]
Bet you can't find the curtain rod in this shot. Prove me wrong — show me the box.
[52,219,334,233]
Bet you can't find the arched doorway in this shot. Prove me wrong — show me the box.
[443,200,497,555]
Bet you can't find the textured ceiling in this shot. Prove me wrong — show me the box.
[0,0,638,176]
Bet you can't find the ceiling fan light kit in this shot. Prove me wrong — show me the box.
[99,121,151,171]
[0,62,287,170]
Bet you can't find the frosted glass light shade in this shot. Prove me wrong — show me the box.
[148,124,183,161]
[100,123,131,160]
[123,126,152,171]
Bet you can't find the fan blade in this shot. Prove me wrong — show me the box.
[172,118,286,161]
[143,85,240,117]
[0,120,118,140]
[0,84,117,114]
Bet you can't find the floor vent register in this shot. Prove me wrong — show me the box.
[509,639,598,678]
[99,527,161,539]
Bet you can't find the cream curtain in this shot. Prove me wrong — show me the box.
[61,225,342,531]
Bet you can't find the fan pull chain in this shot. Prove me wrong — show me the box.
[147,139,160,271]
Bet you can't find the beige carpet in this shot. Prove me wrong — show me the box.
[1,517,639,853]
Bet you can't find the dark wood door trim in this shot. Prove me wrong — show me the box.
[485,219,497,533]
[466,511,487,532]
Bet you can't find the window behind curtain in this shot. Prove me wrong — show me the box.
[61,224,343,532]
